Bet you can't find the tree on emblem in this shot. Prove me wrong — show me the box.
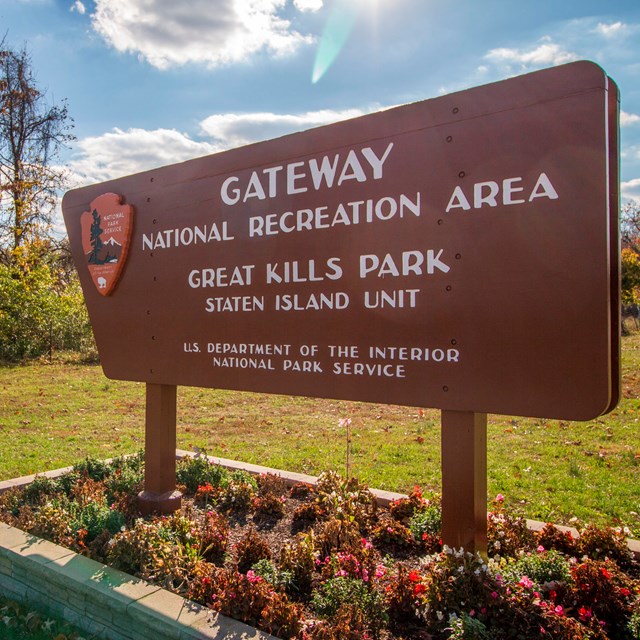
[88,209,103,264]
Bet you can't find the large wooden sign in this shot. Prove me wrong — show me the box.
[62,61,620,421]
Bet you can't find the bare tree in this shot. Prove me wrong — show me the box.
[0,42,74,257]
[621,200,640,256]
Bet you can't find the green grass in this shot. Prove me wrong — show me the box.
[1,333,639,538]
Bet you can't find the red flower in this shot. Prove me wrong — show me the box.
[619,587,631,597]
[413,583,426,596]
[600,567,612,580]
[578,606,592,621]
[408,570,421,582]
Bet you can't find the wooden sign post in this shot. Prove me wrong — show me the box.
[441,411,487,554]
[138,384,181,514]
[62,61,620,541]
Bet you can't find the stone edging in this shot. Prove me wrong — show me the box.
[0,520,275,640]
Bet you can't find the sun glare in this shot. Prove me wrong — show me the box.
[312,0,382,84]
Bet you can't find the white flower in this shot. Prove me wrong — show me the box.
[436,611,444,621]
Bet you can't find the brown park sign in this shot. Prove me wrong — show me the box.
[62,61,620,422]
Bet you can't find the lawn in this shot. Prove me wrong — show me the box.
[0,332,638,538]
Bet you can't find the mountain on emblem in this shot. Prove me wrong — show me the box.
[80,193,134,296]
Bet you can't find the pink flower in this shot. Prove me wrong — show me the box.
[375,565,386,579]
[554,605,564,616]
[537,545,545,553]
[519,576,534,589]
[246,570,262,584]
[337,570,347,577]
[361,538,373,550]
[362,568,369,582]
[495,493,505,503]
[339,418,352,428]
[491,591,498,599]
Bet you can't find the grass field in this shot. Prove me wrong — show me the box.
[0,332,639,538]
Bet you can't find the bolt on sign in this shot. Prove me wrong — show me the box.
[63,61,620,422]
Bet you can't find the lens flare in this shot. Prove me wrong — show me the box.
[312,0,364,84]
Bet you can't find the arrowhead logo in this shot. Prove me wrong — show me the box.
[80,193,134,296]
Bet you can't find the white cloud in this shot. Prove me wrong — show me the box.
[68,127,219,186]
[293,0,322,11]
[485,41,579,71]
[199,108,368,147]
[621,111,640,127]
[622,178,640,200]
[91,0,316,69]
[68,108,370,187]
[70,0,86,14]
[594,21,627,38]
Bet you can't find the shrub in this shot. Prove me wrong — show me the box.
[20,475,63,505]
[408,503,442,552]
[389,485,429,524]
[502,549,572,593]
[257,473,288,498]
[176,455,230,494]
[251,558,294,591]
[371,520,416,553]
[279,531,317,598]
[315,517,363,560]
[106,517,197,591]
[568,559,638,638]
[219,479,255,514]
[252,493,285,520]
[311,576,387,633]
[0,260,93,361]
[198,510,229,564]
[629,608,640,639]
[302,604,376,640]
[577,524,634,569]
[235,528,271,573]
[487,497,535,557]
[290,481,315,500]
[447,612,492,640]
[536,523,578,556]
[292,502,325,531]
[315,471,378,532]
[73,456,113,482]
[104,465,144,501]
[210,569,303,639]
[70,500,126,542]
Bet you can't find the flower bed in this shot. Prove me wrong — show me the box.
[0,453,638,640]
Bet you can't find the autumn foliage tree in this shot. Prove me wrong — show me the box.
[0,42,74,258]
[0,42,93,360]
[621,201,640,307]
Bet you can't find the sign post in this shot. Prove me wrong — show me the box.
[441,411,487,554]
[138,383,181,514]
[62,61,620,541]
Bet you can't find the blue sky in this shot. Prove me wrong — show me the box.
[2,0,640,211]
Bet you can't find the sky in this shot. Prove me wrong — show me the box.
[1,0,640,220]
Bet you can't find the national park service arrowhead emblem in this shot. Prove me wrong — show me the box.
[80,193,134,296]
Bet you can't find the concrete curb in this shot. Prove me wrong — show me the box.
[0,520,275,640]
